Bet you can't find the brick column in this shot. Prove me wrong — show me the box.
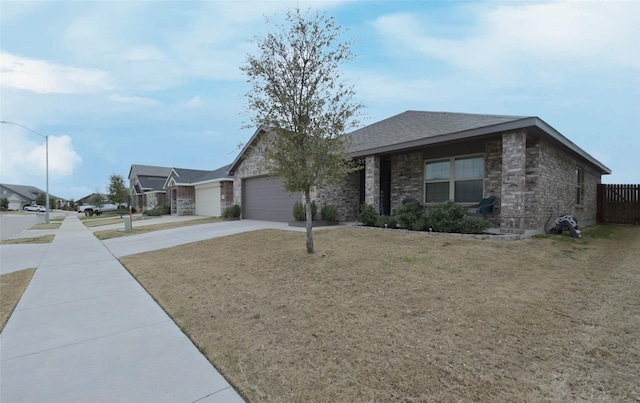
[500,131,527,234]
[364,155,380,210]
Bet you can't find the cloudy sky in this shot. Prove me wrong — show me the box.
[1,0,638,201]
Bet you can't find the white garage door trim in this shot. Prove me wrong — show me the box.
[243,176,300,222]
[195,183,221,217]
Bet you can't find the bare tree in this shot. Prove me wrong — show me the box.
[241,7,363,253]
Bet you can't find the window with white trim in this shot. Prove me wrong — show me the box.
[425,155,484,203]
[575,166,583,205]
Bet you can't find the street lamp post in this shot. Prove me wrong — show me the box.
[1,121,50,223]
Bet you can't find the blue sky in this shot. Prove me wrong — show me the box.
[1,0,638,201]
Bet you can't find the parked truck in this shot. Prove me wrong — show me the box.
[77,203,120,216]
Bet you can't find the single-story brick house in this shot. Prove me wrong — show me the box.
[164,164,233,216]
[129,164,173,211]
[229,111,610,235]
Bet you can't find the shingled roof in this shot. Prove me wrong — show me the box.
[229,110,610,174]
[348,111,529,155]
[166,164,232,186]
[129,164,173,178]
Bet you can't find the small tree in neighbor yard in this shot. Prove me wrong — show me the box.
[89,192,104,210]
[35,192,46,206]
[108,174,128,206]
[241,7,363,253]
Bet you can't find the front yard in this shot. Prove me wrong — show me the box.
[120,225,639,402]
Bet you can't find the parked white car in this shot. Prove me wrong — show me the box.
[23,205,46,212]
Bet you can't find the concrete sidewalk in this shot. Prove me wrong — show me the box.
[0,215,245,402]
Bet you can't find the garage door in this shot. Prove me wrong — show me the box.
[243,176,300,221]
[195,183,221,217]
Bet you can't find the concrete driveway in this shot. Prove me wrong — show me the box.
[103,219,309,257]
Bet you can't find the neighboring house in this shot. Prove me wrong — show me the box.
[76,193,108,206]
[128,164,173,211]
[164,164,233,216]
[0,183,62,210]
[229,111,610,235]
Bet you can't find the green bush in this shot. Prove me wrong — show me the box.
[223,204,241,218]
[145,205,170,216]
[456,217,491,234]
[358,203,379,226]
[293,201,317,221]
[424,202,467,233]
[375,214,397,229]
[321,205,339,221]
[396,202,425,230]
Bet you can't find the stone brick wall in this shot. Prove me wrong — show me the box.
[142,191,166,211]
[167,185,195,215]
[221,181,234,211]
[233,148,269,211]
[500,131,527,234]
[315,170,361,221]
[526,140,600,229]
[364,155,380,210]
[390,152,423,215]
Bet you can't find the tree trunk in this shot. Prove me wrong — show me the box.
[305,190,314,254]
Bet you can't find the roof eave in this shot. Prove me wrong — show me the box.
[192,177,233,186]
[349,118,535,158]
[532,117,611,174]
[228,125,269,174]
[349,117,611,175]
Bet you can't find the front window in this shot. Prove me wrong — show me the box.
[425,155,484,203]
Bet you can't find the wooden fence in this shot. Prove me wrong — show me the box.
[597,184,640,225]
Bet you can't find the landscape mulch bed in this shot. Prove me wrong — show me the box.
[120,225,640,402]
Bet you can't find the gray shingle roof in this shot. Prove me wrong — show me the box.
[171,164,232,185]
[229,110,610,174]
[347,111,529,154]
[138,177,167,191]
[130,164,173,177]
[0,184,43,201]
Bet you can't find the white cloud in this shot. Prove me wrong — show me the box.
[186,96,203,108]
[0,52,112,94]
[0,128,82,185]
[372,1,640,82]
[109,94,162,107]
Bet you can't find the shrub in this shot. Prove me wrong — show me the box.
[293,201,317,221]
[321,205,339,221]
[145,205,170,216]
[396,202,425,230]
[375,214,397,229]
[456,217,491,234]
[358,203,379,226]
[424,202,466,233]
[223,204,241,218]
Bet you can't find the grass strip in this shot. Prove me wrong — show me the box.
[1,235,55,245]
[0,268,36,332]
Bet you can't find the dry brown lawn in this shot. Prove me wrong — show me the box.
[0,268,36,332]
[0,234,55,245]
[30,222,61,230]
[120,225,640,402]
